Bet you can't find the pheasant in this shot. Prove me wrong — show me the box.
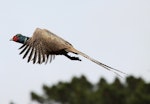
[10,28,126,76]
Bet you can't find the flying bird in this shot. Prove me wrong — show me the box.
[10,28,126,76]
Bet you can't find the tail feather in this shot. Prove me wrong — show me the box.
[69,47,127,77]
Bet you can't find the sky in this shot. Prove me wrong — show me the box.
[0,0,150,104]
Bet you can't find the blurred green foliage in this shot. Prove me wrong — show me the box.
[31,75,150,104]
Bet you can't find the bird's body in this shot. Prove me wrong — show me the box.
[11,28,126,76]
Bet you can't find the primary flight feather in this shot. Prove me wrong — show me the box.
[10,28,126,76]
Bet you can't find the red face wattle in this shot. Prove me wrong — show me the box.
[13,36,19,42]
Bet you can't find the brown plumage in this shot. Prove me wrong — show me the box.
[11,28,127,76]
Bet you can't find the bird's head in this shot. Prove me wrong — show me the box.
[10,34,29,44]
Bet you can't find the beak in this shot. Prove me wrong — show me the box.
[10,38,13,41]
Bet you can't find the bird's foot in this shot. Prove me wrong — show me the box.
[64,53,81,61]
[71,56,81,61]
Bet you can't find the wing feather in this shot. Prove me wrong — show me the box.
[40,47,46,63]
[50,55,55,63]
[37,45,42,64]
[45,54,49,64]
[18,28,55,64]
[33,48,37,64]
[50,55,53,63]
[19,43,26,49]
[23,46,31,59]
[19,44,29,55]
[28,47,34,62]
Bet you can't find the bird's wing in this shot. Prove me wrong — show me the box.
[41,28,73,53]
[43,29,72,46]
[18,28,65,64]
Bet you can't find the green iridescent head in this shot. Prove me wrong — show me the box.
[10,34,29,44]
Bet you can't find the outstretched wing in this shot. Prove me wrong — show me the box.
[19,28,56,64]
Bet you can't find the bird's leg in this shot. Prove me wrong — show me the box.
[64,53,81,61]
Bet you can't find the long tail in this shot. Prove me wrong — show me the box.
[68,47,127,77]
